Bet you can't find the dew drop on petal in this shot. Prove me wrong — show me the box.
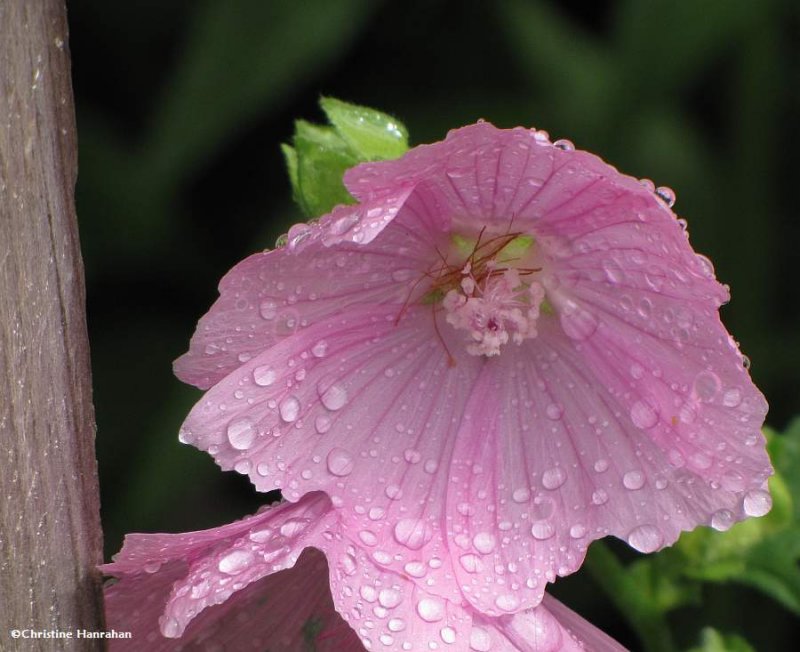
[319,381,348,411]
[378,588,402,609]
[593,459,609,473]
[459,554,484,573]
[722,388,742,408]
[403,561,426,578]
[326,448,354,477]
[226,418,255,450]
[592,489,608,505]
[393,519,432,550]
[469,627,491,652]
[545,403,563,420]
[569,524,587,539]
[279,395,300,422]
[311,340,328,357]
[559,300,598,341]
[530,521,555,540]
[693,371,721,403]
[314,415,332,434]
[655,186,676,207]
[441,626,457,644]
[710,509,735,531]
[218,549,254,575]
[743,489,772,517]
[388,618,406,632]
[253,365,276,387]
[627,525,663,553]
[512,487,531,503]
[259,300,277,320]
[622,470,645,490]
[541,467,566,490]
[630,400,659,429]
[359,530,378,546]
[494,593,520,612]
[472,532,496,554]
[416,598,445,622]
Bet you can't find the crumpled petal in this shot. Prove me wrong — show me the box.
[103,495,628,652]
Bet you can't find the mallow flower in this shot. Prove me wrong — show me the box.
[103,492,626,650]
[173,122,771,617]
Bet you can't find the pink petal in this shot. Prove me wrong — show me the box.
[179,303,485,603]
[104,547,363,651]
[174,219,434,389]
[322,524,627,651]
[102,493,335,639]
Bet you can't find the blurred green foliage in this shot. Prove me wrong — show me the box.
[70,0,799,650]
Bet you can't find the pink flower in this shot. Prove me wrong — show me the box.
[102,493,626,651]
[174,122,771,617]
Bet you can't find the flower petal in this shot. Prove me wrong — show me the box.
[174,219,434,389]
[179,303,486,602]
[102,493,335,639]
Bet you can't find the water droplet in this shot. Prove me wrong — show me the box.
[512,487,530,503]
[472,532,496,554]
[542,467,566,490]
[545,403,563,420]
[655,186,676,207]
[416,598,444,622]
[311,340,328,357]
[424,459,439,474]
[404,448,421,464]
[360,585,377,602]
[388,618,406,632]
[630,400,658,429]
[368,506,385,521]
[359,529,378,546]
[623,470,645,490]
[494,593,520,612]
[559,300,598,340]
[593,459,609,473]
[327,448,354,476]
[315,415,332,434]
[592,489,609,505]
[602,259,625,284]
[530,521,555,540]
[440,626,457,644]
[693,371,721,402]
[279,395,300,422]
[319,381,348,411]
[226,418,255,450]
[259,300,278,320]
[161,617,180,638]
[743,489,771,517]
[393,519,432,550]
[553,138,574,151]
[627,525,663,553]
[218,549,254,575]
[459,554,484,573]
[569,524,587,539]
[710,509,735,531]
[403,561,426,577]
[722,388,742,408]
[378,588,402,609]
[470,627,491,651]
[253,365,276,386]
[340,552,357,575]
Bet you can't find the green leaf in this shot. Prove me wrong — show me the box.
[687,627,756,652]
[291,121,358,217]
[285,98,411,217]
[321,97,409,161]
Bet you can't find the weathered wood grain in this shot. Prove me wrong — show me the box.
[1,1,105,649]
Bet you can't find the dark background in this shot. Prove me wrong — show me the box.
[68,0,799,649]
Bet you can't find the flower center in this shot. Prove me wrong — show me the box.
[430,229,545,357]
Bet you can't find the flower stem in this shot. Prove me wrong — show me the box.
[585,542,677,652]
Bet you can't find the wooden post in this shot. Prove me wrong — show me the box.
[1,1,105,649]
